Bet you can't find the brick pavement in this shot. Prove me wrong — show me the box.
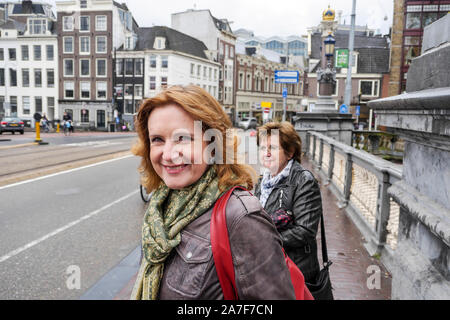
[301,156,392,300]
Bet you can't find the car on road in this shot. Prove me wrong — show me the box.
[0,117,25,135]
[238,117,258,130]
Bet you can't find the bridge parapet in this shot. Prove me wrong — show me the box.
[306,131,403,260]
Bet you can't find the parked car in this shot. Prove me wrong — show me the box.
[238,117,258,130]
[0,117,25,135]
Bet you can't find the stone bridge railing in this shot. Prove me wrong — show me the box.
[305,131,403,265]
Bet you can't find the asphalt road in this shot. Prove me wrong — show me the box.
[0,155,145,299]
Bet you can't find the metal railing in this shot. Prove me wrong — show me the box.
[305,131,403,255]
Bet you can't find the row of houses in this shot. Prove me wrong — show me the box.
[0,0,393,129]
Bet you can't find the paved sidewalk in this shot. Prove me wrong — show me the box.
[301,156,392,300]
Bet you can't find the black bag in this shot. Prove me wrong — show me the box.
[305,214,334,300]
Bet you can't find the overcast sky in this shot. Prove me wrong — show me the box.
[48,0,394,37]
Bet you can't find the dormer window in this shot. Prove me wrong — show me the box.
[125,35,137,50]
[28,19,47,35]
[154,37,166,50]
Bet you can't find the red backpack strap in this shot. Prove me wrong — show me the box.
[210,186,247,300]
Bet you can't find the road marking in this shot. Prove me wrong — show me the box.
[0,154,134,191]
[0,142,38,150]
[0,189,139,264]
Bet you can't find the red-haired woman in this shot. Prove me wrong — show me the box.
[131,85,296,300]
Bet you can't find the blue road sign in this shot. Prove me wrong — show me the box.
[356,105,361,116]
[282,88,288,98]
[116,117,120,124]
[275,70,299,84]
[339,104,348,114]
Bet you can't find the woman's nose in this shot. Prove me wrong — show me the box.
[162,142,182,163]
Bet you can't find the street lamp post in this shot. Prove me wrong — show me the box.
[282,43,289,122]
[344,0,356,107]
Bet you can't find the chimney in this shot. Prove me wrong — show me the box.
[22,1,33,14]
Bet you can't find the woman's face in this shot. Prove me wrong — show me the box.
[259,135,292,176]
[147,104,209,189]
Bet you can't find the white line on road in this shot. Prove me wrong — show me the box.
[0,154,134,191]
[0,189,139,264]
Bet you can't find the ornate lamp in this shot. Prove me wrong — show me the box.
[324,34,336,58]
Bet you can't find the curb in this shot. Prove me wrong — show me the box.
[80,246,141,300]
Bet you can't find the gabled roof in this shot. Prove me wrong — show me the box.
[123,26,208,60]
[12,3,45,15]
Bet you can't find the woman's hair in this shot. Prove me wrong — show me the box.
[132,85,256,192]
[257,121,302,163]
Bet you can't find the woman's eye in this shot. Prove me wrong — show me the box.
[178,135,192,142]
[150,137,163,144]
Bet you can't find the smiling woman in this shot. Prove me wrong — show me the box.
[130,85,300,300]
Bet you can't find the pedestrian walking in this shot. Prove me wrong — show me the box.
[254,122,322,285]
[130,85,298,300]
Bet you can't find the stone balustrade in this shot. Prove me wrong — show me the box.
[305,131,403,260]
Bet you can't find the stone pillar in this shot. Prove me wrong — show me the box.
[369,15,450,299]
[388,0,405,97]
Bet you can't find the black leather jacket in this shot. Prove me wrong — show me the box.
[255,160,322,282]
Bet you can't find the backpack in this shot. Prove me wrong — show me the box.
[210,186,314,300]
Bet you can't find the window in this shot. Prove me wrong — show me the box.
[64,59,74,77]
[0,48,4,60]
[80,0,87,8]
[190,63,195,75]
[197,65,201,77]
[96,36,107,53]
[209,67,212,80]
[9,48,16,61]
[64,82,74,99]
[35,97,42,113]
[34,69,42,87]
[96,15,107,31]
[406,13,421,29]
[116,59,123,76]
[46,45,54,61]
[33,45,41,61]
[81,109,89,123]
[97,110,105,127]
[150,55,157,69]
[125,58,133,76]
[135,85,143,97]
[80,109,90,123]
[360,80,379,97]
[22,69,30,87]
[10,68,17,86]
[125,99,134,114]
[47,97,55,110]
[135,59,143,76]
[203,66,207,78]
[47,69,54,87]
[22,96,30,115]
[0,69,4,86]
[238,73,243,90]
[80,16,90,32]
[80,82,90,99]
[115,84,123,98]
[404,46,420,66]
[63,16,74,31]
[161,76,168,88]
[150,76,156,90]
[97,82,107,99]
[96,59,107,77]
[423,13,438,27]
[161,56,168,68]
[125,84,133,96]
[80,59,90,77]
[21,45,29,61]
[80,36,90,54]
[63,37,74,53]
[29,19,46,35]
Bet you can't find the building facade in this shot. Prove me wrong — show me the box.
[235,45,305,124]
[114,26,220,128]
[171,9,237,121]
[0,1,58,126]
[389,0,450,95]
[55,0,137,130]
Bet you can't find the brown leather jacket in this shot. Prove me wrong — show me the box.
[157,189,296,300]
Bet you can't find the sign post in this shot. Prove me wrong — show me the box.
[275,70,299,122]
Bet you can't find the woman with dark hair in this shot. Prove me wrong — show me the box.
[131,86,297,300]
[255,121,322,284]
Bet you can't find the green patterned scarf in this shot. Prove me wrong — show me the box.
[131,166,222,300]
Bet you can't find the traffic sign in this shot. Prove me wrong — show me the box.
[275,70,299,84]
[339,104,348,114]
[282,88,288,98]
[261,101,272,108]
[355,105,361,116]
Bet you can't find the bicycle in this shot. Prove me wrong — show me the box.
[140,184,152,203]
